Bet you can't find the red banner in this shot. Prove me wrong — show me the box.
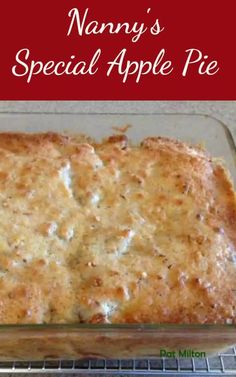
[0,0,235,99]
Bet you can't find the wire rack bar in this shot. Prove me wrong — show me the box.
[0,348,235,375]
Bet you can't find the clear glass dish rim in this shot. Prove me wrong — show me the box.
[0,112,235,332]
[0,323,235,332]
[0,111,235,152]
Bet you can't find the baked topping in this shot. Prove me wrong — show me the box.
[0,133,235,324]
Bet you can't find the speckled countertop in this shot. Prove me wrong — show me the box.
[0,100,235,377]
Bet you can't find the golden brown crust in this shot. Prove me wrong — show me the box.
[0,132,235,324]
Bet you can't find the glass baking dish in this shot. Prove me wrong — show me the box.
[0,112,235,361]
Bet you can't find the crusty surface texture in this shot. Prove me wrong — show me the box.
[0,132,235,324]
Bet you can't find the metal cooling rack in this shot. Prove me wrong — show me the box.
[0,347,236,375]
